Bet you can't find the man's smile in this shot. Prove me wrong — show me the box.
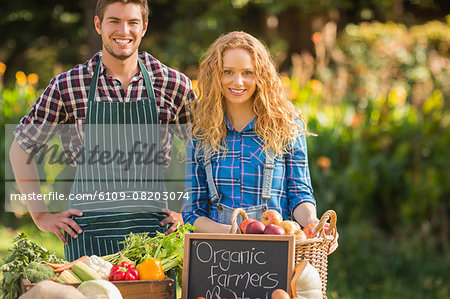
[113,38,132,45]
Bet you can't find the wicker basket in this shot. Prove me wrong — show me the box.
[230,208,337,299]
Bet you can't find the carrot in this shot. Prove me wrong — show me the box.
[53,255,89,273]
[45,262,67,269]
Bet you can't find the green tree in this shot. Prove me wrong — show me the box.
[0,1,84,87]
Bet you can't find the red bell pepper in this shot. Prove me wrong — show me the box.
[108,261,139,281]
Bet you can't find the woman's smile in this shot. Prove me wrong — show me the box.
[229,88,247,96]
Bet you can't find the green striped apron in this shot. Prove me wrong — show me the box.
[65,58,168,261]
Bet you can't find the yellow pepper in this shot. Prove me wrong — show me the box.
[136,258,165,280]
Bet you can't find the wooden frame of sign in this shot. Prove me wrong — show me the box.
[182,233,295,299]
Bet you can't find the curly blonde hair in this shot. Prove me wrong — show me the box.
[193,31,312,156]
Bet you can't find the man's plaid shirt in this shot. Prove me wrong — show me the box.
[14,51,194,165]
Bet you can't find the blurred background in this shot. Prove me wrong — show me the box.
[1,0,449,298]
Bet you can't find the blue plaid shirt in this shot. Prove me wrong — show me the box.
[182,117,315,225]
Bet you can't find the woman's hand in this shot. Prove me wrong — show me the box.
[160,208,184,234]
[33,209,83,244]
[306,221,339,254]
[293,203,339,254]
[309,221,339,254]
[193,216,232,233]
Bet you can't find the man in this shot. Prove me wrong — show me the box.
[9,0,194,260]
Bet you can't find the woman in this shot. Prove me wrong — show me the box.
[183,31,321,235]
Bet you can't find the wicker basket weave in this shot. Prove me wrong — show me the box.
[230,208,337,299]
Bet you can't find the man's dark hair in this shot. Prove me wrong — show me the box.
[95,0,149,23]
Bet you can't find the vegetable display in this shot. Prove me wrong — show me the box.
[1,222,325,298]
[0,233,66,299]
[2,224,195,297]
[102,223,194,284]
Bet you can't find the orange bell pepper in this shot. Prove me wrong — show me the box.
[136,258,165,280]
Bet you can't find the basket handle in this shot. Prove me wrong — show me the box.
[229,208,248,234]
[314,210,337,241]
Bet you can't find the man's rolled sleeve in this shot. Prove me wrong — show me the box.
[13,76,66,153]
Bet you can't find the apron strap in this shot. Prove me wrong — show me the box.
[261,148,275,202]
[138,59,158,118]
[204,145,220,204]
[204,145,276,205]
[88,58,101,103]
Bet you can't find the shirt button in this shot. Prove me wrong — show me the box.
[236,179,240,183]
[237,156,241,160]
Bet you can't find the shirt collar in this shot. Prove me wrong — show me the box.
[224,116,256,133]
[90,51,144,82]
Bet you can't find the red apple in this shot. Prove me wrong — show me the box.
[246,221,266,234]
[239,218,257,234]
[261,210,283,226]
[279,220,301,235]
[263,224,286,235]
[303,222,330,238]
[302,223,317,239]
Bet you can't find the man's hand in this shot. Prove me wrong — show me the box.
[33,209,83,244]
[160,208,184,234]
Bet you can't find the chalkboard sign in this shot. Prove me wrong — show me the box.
[182,233,295,299]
